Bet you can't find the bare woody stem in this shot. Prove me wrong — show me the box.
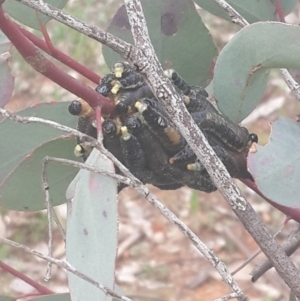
[123,0,300,297]
[0,106,246,301]
[0,237,131,301]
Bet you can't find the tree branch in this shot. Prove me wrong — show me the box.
[0,106,245,301]
[123,0,300,296]
[12,0,132,58]
[0,237,131,301]
[252,223,300,282]
[212,0,248,26]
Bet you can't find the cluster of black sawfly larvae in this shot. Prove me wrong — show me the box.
[68,62,257,192]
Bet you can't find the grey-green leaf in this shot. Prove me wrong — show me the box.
[0,102,80,211]
[0,138,79,211]
[281,0,299,15]
[66,149,118,301]
[248,117,300,222]
[3,1,68,30]
[0,30,14,107]
[103,0,217,86]
[214,22,300,123]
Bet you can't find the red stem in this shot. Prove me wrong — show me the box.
[0,261,54,295]
[19,26,100,84]
[95,106,102,140]
[0,7,114,113]
[275,0,285,23]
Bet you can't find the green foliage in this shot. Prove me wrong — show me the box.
[214,22,300,122]
[3,1,68,30]
[66,149,118,301]
[0,31,13,107]
[103,0,217,86]
[0,102,79,211]
[248,117,300,222]
[290,292,299,301]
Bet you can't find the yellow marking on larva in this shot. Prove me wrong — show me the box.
[74,144,84,157]
[164,127,181,144]
[187,163,196,171]
[121,126,128,136]
[184,96,190,105]
[120,126,131,141]
[113,63,125,78]
[111,82,122,94]
[74,144,93,157]
[249,143,257,153]
[169,157,175,164]
[135,101,147,113]
[187,162,203,171]
[79,99,95,118]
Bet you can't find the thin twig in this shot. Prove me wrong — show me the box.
[0,237,131,301]
[42,160,53,281]
[0,107,246,301]
[212,0,248,26]
[13,0,132,58]
[252,223,300,282]
[44,185,53,281]
[50,206,66,242]
[279,69,300,100]
[214,293,239,301]
[42,156,131,186]
[231,224,285,276]
[123,0,300,297]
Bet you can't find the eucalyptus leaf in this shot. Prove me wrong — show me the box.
[66,149,118,301]
[103,0,217,86]
[0,102,79,211]
[214,22,300,123]
[281,0,299,15]
[0,30,14,107]
[0,138,79,211]
[248,117,300,222]
[3,1,68,30]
